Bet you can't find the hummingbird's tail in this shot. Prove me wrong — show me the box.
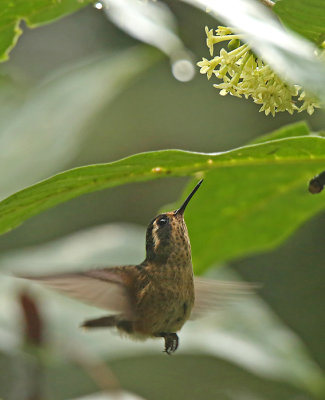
[81,315,134,335]
[81,315,118,329]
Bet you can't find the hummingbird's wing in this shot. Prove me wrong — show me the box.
[17,268,133,317]
[191,277,256,320]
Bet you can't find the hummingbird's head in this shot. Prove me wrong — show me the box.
[145,180,203,264]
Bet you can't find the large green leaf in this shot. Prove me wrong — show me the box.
[188,159,323,271]
[0,0,92,62]
[274,0,325,45]
[0,125,324,269]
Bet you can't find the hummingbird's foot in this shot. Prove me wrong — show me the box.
[160,332,179,355]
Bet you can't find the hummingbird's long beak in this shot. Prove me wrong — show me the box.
[174,179,203,215]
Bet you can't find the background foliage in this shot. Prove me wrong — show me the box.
[0,0,324,399]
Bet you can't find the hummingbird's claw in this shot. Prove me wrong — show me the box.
[162,333,179,355]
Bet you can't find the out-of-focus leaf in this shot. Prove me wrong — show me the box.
[231,212,325,378]
[0,129,325,268]
[70,391,146,400]
[0,224,146,271]
[0,224,324,396]
[0,46,160,199]
[112,355,323,400]
[1,350,319,400]
[0,77,28,124]
[183,0,325,102]
[274,0,325,44]
[0,0,93,62]
[102,0,194,81]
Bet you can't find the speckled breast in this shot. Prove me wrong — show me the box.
[133,265,195,336]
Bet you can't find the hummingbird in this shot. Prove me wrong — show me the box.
[18,179,251,354]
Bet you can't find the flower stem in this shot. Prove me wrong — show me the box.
[230,51,251,85]
[212,34,242,44]
[229,44,250,62]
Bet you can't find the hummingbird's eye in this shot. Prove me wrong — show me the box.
[157,216,168,226]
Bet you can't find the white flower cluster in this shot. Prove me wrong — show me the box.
[198,27,321,116]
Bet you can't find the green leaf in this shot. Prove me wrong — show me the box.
[0,130,325,269]
[189,159,324,271]
[274,0,325,45]
[0,0,92,62]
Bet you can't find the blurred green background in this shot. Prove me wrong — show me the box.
[0,1,324,399]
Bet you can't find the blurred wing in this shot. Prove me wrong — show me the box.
[191,277,257,320]
[17,268,132,316]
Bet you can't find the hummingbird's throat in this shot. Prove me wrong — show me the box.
[154,218,191,266]
[151,222,161,252]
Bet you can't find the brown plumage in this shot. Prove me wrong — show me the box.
[17,180,253,354]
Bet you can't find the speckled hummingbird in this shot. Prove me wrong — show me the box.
[19,180,250,354]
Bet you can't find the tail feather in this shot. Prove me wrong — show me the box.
[81,315,118,329]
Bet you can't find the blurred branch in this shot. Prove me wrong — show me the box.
[260,0,275,8]
[67,344,122,394]
[20,292,43,346]
[18,291,45,400]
